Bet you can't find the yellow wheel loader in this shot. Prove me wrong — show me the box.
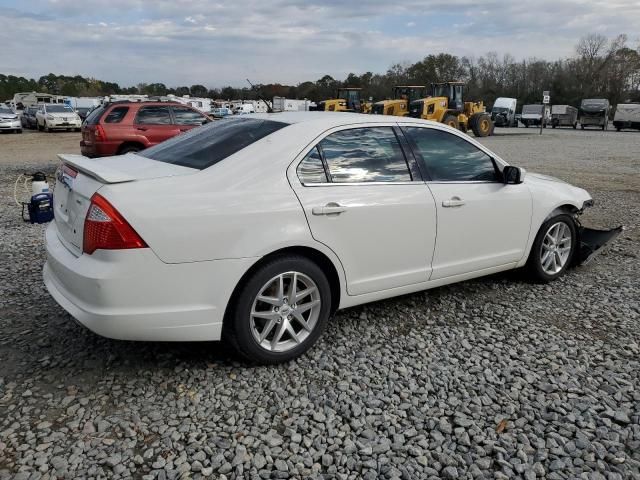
[316,87,372,113]
[371,86,426,117]
[408,82,493,137]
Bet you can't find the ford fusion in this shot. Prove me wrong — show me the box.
[43,112,621,363]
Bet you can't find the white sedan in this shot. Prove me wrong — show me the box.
[43,112,620,363]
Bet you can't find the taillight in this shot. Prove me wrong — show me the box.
[94,125,107,142]
[83,193,147,254]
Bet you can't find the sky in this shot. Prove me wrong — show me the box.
[1,0,639,88]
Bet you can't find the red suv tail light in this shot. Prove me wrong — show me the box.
[94,125,107,142]
[83,193,147,254]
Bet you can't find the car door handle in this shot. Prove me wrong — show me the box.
[442,197,465,208]
[136,127,147,131]
[312,203,347,215]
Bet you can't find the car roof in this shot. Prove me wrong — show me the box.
[251,111,429,128]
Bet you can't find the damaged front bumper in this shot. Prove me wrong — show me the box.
[575,200,624,265]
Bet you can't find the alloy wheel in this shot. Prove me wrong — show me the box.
[540,222,572,275]
[250,271,321,352]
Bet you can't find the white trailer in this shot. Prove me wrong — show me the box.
[166,95,213,114]
[613,104,640,131]
[11,92,66,111]
[272,97,315,112]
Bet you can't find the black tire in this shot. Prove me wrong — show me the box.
[471,113,492,137]
[580,124,585,130]
[442,114,459,130]
[224,255,332,364]
[573,123,577,129]
[526,214,577,283]
[44,122,50,133]
[16,129,22,134]
[524,122,529,128]
[118,145,142,155]
[37,121,43,131]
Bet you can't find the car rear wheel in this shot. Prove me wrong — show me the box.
[225,255,332,364]
[527,214,577,283]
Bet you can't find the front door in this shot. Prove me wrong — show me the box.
[290,125,437,296]
[133,105,179,146]
[401,125,532,280]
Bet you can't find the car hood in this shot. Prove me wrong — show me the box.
[0,113,18,120]
[47,112,78,118]
[526,172,567,184]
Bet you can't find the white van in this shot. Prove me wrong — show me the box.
[234,103,255,115]
[491,97,517,127]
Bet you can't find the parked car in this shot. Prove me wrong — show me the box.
[613,103,640,131]
[212,107,233,118]
[21,105,39,129]
[490,97,518,127]
[551,105,578,129]
[80,101,212,157]
[0,105,22,133]
[579,98,610,130]
[36,104,82,132]
[44,112,621,364]
[521,104,551,128]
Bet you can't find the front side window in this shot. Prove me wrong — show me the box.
[319,127,411,183]
[297,147,328,184]
[139,118,287,170]
[172,106,207,126]
[403,127,500,182]
[135,106,172,125]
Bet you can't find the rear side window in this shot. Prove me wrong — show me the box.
[172,106,207,126]
[135,106,172,125]
[104,106,129,123]
[139,118,288,169]
[403,127,499,182]
[297,147,328,184]
[319,127,411,183]
[85,105,106,125]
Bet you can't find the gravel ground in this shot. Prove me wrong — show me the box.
[0,127,639,479]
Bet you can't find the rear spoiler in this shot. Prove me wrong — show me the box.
[57,154,136,184]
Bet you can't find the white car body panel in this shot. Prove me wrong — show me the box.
[43,112,594,342]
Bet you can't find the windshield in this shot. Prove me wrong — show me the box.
[0,107,13,114]
[432,84,449,98]
[492,107,508,113]
[46,105,74,113]
[139,117,288,170]
[581,99,607,108]
[394,87,424,103]
[522,105,543,114]
[338,90,359,103]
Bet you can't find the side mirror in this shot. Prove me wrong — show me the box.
[503,166,525,184]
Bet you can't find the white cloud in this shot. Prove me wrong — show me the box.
[1,0,639,87]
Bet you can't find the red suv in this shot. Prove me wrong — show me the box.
[80,101,212,157]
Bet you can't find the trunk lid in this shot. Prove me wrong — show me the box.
[54,153,196,256]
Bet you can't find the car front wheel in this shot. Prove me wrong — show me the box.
[225,255,332,364]
[527,214,577,282]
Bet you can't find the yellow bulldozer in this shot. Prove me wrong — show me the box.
[408,82,493,137]
[315,87,372,113]
[371,85,426,117]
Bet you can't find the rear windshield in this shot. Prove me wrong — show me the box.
[85,105,106,125]
[139,117,288,170]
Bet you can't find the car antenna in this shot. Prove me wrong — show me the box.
[246,79,273,113]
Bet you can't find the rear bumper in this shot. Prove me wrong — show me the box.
[80,140,119,158]
[43,222,256,341]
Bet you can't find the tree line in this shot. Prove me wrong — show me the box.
[2,34,639,109]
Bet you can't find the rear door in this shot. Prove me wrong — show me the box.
[290,125,437,296]
[133,105,179,145]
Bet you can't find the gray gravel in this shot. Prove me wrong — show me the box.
[1,127,639,479]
